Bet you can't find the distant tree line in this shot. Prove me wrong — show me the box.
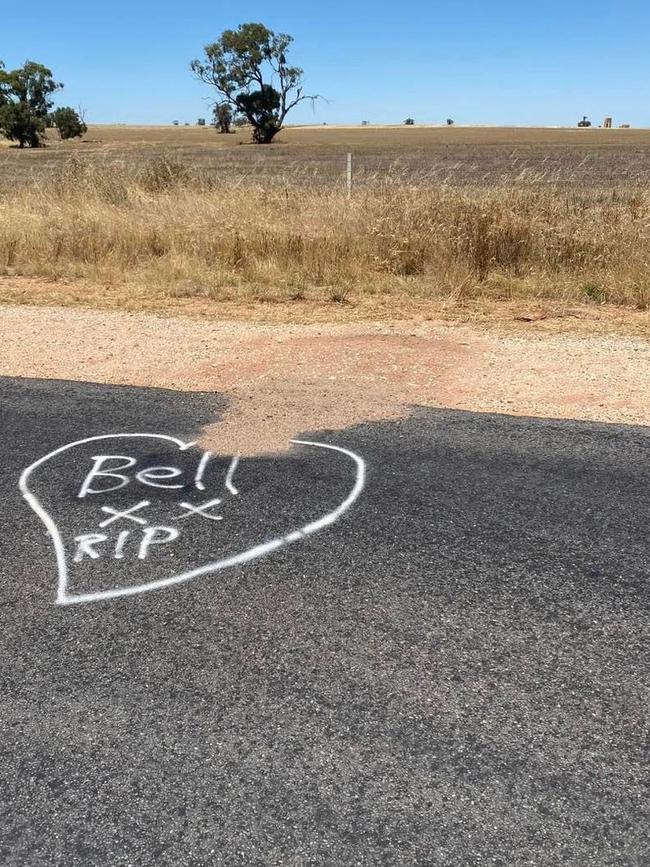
[0,60,86,147]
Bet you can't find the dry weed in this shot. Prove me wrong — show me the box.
[1,156,649,308]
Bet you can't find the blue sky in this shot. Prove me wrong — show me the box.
[2,1,649,126]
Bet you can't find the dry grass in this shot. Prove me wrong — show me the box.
[1,151,650,316]
[4,123,650,191]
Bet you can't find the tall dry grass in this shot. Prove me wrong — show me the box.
[1,156,649,309]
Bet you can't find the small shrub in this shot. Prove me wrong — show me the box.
[51,107,87,140]
[330,288,350,304]
[137,157,191,192]
[581,281,606,303]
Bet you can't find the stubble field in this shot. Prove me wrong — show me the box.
[1,124,650,324]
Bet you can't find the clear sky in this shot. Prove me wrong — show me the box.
[2,0,649,127]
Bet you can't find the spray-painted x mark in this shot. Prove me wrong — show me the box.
[174,498,224,522]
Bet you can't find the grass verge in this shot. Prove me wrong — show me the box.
[1,157,650,318]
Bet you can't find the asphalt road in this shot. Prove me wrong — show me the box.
[1,375,648,866]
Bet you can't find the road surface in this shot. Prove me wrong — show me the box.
[1,375,648,865]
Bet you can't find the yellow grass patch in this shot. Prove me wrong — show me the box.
[1,124,650,321]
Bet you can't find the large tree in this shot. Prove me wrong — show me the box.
[0,61,62,147]
[191,23,317,144]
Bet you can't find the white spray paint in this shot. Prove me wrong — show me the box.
[137,526,180,559]
[175,498,223,522]
[114,529,130,559]
[225,456,239,496]
[78,455,137,498]
[73,533,107,562]
[134,466,184,489]
[194,451,212,491]
[98,500,151,528]
[19,434,365,606]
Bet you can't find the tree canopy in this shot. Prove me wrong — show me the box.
[191,23,317,143]
[51,106,87,140]
[213,102,233,134]
[0,60,62,147]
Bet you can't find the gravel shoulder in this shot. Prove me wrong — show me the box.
[2,302,649,453]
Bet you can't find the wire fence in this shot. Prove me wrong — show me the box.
[3,138,650,192]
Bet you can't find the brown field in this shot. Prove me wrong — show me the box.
[3,123,650,189]
[2,124,650,325]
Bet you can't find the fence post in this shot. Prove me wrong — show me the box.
[346,152,353,197]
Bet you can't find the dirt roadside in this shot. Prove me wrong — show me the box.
[2,301,649,454]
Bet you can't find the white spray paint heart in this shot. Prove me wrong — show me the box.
[19,433,365,606]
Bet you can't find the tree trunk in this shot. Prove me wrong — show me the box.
[252,122,280,144]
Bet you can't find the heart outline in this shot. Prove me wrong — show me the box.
[19,433,365,606]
